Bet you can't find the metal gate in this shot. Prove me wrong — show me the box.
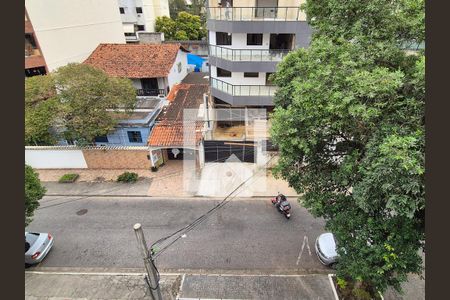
[204,140,255,163]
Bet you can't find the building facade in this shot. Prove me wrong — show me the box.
[25,0,126,75]
[117,0,170,43]
[206,0,311,108]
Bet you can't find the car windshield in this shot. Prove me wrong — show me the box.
[25,232,40,247]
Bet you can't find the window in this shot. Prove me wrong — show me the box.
[177,62,182,73]
[128,131,142,143]
[247,34,263,46]
[94,135,109,143]
[119,7,125,14]
[244,72,259,78]
[216,32,232,45]
[136,25,145,31]
[217,67,231,77]
[136,7,143,13]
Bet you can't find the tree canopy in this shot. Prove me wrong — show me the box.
[25,63,136,145]
[25,165,46,227]
[156,12,206,41]
[271,0,424,296]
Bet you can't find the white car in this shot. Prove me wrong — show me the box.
[315,232,339,267]
[25,232,54,265]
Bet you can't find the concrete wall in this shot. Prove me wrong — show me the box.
[25,149,88,169]
[83,149,151,169]
[167,50,189,88]
[26,0,126,71]
[211,66,268,85]
[25,146,151,169]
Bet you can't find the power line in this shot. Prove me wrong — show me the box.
[150,153,276,258]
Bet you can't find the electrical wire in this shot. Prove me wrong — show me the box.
[150,153,276,258]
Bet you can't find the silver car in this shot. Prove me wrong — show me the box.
[25,232,54,265]
[315,232,339,267]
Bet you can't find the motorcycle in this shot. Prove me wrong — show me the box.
[271,193,291,219]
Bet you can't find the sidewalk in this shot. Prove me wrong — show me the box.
[25,270,337,300]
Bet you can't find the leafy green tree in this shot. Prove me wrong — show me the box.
[156,16,177,39]
[25,75,59,145]
[271,0,424,296]
[25,165,46,227]
[24,63,136,145]
[156,12,206,41]
[169,0,187,19]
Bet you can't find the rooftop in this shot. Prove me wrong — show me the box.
[148,83,208,147]
[84,43,189,78]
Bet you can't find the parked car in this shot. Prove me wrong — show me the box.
[315,232,339,267]
[25,232,54,265]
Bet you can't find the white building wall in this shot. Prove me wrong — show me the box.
[167,50,189,89]
[25,149,88,169]
[26,0,126,72]
[118,0,170,33]
[211,66,267,85]
[209,32,271,49]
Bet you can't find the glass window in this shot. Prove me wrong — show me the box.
[119,7,125,14]
[217,67,231,77]
[128,131,142,143]
[136,7,143,13]
[136,25,145,31]
[94,136,109,143]
[244,72,259,78]
[247,34,263,46]
[216,32,232,45]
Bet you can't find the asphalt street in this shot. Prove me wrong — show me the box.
[27,196,329,273]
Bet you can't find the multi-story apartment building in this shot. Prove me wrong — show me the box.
[25,0,126,76]
[206,0,311,109]
[117,0,170,43]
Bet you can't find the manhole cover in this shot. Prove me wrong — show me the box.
[76,209,88,216]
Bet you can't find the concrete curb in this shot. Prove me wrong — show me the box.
[44,194,301,199]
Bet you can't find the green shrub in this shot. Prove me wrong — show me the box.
[117,172,138,183]
[58,173,79,183]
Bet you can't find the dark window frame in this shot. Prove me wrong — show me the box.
[127,131,143,143]
[217,67,232,78]
[119,7,125,14]
[244,72,259,78]
[94,135,109,143]
[247,33,263,46]
[136,7,143,14]
[216,32,232,45]
[136,25,145,31]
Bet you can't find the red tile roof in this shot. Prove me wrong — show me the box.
[83,43,189,78]
[148,83,208,147]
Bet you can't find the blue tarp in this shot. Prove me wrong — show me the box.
[187,53,205,72]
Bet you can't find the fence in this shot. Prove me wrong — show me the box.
[25,146,151,169]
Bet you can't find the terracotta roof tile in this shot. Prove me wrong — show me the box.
[83,43,189,78]
[148,83,208,147]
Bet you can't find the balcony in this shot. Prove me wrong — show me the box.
[211,78,277,106]
[207,6,303,21]
[209,45,290,62]
[25,47,41,58]
[136,89,166,97]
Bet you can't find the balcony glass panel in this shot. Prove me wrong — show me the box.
[209,45,289,62]
[211,78,277,97]
[207,7,302,21]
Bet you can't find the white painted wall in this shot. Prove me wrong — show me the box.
[26,0,126,72]
[118,0,169,32]
[211,66,268,85]
[168,50,189,89]
[25,150,88,169]
[210,31,271,49]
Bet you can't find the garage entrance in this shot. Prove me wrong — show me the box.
[204,140,255,163]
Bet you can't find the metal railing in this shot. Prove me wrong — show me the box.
[136,89,166,97]
[211,78,277,97]
[207,6,302,21]
[209,45,290,62]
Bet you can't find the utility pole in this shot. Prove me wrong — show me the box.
[133,223,162,300]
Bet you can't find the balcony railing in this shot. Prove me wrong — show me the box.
[211,78,277,97]
[209,45,290,62]
[136,89,166,97]
[207,6,302,21]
